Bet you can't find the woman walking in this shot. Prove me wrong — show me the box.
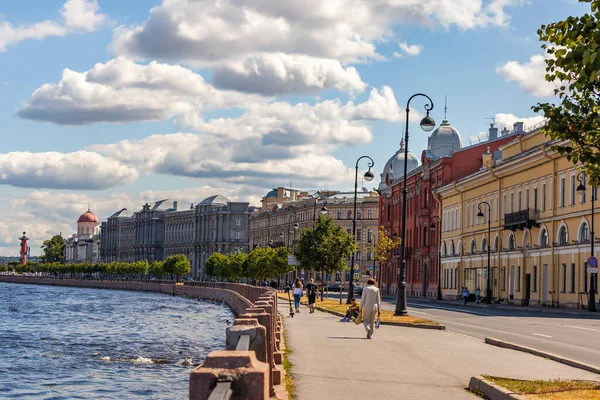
[359,279,381,339]
[305,278,318,313]
[292,278,303,313]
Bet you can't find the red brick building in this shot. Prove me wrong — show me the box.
[378,121,520,296]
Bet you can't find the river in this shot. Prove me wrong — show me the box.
[0,282,233,399]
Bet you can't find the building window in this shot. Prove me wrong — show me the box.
[517,265,521,291]
[584,262,588,292]
[517,190,522,211]
[542,183,547,210]
[466,205,470,227]
[367,252,372,261]
[540,229,549,248]
[570,174,576,205]
[347,210,352,219]
[501,267,506,290]
[470,240,476,254]
[502,194,507,218]
[532,265,537,292]
[559,226,568,245]
[424,189,429,207]
[345,271,351,281]
[562,263,567,292]
[357,229,362,241]
[570,263,576,292]
[441,242,447,257]
[525,189,530,209]
[580,223,589,242]
[367,229,373,243]
[560,178,566,207]
[494,236,499,252]
[357,210,362,219]
[347,228,351,234]
[580,175,587,203]
[449,241,455,256]
[424,227,429,246]
[356,251,361,260]
[508,234,515,250]
[387,205,391,221]
[337,211,342,219]
[482,237,487,252]
[335,272,340,281]
[235,231,240,239]
[368,209,373,219]
[533,188,538,209]
[234,218,241,227]
[510,193,514,213]
[472,205,475,226]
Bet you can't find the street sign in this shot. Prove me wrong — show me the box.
[354,264,360,270]
[287,256,297,265]
[353,272,360,280]
[300,272,305,280]
[588,256,598,273]
[588,267,598,274]
[369,265,374,271]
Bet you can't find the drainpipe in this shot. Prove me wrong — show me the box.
[542,144,556,306]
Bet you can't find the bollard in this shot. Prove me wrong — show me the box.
[226,320,267,363]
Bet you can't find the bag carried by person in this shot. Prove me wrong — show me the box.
[375,318,381,329]
[354,311,363,325]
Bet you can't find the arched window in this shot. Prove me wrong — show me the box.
[580,223,590,243]
[508,234,515,250]
[494,236,499,252]
[482,237,488,252]
[470,239,476,254]
[441,242,447,257]
[456,240,462,255]
[559,226,568,245]
[449,241,455,256]
[540,229,549,248]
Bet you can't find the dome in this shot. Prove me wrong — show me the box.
[428,119,462,159]
[265,189,278,198]
[378,141,420,191]
[77,210,99,223]
[199,194,231,206]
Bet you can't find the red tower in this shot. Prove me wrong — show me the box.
[19,231,29,265]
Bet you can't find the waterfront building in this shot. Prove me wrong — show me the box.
[65,210,101,263]
[437,122,597,308]
[250,188,379,285]
[100,195,254,280]
[378,120,519,297]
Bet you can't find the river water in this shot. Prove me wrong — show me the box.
[0,282,233,399]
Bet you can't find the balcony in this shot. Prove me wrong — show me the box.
[504,208,540,231]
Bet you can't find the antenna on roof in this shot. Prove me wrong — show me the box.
[485,117,495,127]
[444,94,448,120]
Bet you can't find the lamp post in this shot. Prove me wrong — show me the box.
[348,156,375,304]
[431,216,442,300]
[477,201,492,304]
[395,94,435,316]
[313,197,329,223]
[287,212,300,279]
[576,172,597,312]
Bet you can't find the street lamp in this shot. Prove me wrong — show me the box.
[395,93,435,316]
[313,197,329,222]
[287,212,300,279]
[430,216,442,300]
[576,171,597,312]
[348,155,375,304]
[477,201,492,304]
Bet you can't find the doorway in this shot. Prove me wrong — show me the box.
[422,263,428,297]
[524,274,531,306]
[542,264,548,305]
[510,265,515,300]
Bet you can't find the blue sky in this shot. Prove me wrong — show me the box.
[0,0,588,254]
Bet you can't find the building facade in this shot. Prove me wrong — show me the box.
[378,121,520,297]
[438,122,598,308]
[100,195,253,280]
[250,189,379,285]
[65,209,101,263]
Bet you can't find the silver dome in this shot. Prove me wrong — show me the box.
[378,141,420,191]
[428,119,462,159]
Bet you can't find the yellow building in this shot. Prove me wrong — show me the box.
[437,124,598,308]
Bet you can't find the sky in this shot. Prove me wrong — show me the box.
[0,0,589,255]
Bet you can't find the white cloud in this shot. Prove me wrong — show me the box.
[496,54,556,97]
[61,0,106,31]
[0,151,138,190]
[398,42,422,56]
[211,53,367,95]
[110,0,522,65]
[0,0,106,52]
[17,57,266,125]
[495,113,545,132]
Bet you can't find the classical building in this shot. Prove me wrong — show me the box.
[437,121,598,308]
[65,209,101,263]
[378,120,520,297]
[250,189,379,285]
[100,195,254,280]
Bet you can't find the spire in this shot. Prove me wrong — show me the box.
[399,139,405,150]
[444,94,448,120]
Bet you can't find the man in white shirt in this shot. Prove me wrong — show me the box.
[359,278,381,339]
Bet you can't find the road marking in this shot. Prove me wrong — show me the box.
[450,331,484,342]
[408,304,488,316]
[409,310,428,315]
[531,333,552,338]
[563,325,600,332]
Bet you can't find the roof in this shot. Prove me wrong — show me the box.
[78,210,99,223]
[199,194,231,206]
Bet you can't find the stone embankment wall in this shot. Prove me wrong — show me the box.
[0,276,284,400]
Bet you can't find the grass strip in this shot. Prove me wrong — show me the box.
[281,327,296,400]
[483,376,600,400]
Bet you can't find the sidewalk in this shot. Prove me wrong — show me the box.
[280,299,599,400]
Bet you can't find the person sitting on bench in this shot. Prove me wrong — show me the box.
[340,298,360,322]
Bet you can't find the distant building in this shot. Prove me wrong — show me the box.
[100,195,254,280]
[64,210,101,263]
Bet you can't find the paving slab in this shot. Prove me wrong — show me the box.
[281,300,599,400]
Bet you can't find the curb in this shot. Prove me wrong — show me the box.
[468,375,528,400]
[485,338,600,375]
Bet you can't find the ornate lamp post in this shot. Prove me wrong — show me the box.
[287,213,300,279]
[395,94,435,316]
[477,201,492,304]
[313,197,329,223]
[348,156,375,303]
[430,216,442,300]
[576,172,597,312]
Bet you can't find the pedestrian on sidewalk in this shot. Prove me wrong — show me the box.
[340,298,360,322]
[293,278,303,313]
[305,278,318,314]
[463,287,470,306]
[475,287,481,305]
[359,278,381,339]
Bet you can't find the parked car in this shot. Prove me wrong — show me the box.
[353,285,363,296]
[324,284,342,292]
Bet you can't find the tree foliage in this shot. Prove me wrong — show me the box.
[205,253,228,278]
[369,226,402,266]
[245,247,276,280]
[533,0,600,185]
[163,254,191,277]
[41,234,65,263]
[295,215,356,275]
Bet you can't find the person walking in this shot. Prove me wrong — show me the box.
[475,287,481,305]
[359,278,381,339]
[305,278,318,314]
[292,278,303,313]
[463,287,470,306]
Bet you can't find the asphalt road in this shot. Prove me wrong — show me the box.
[380,297,600,369]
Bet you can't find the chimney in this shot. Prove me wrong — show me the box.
[513,121,524,133]
[173,201,178,211]
[488,123,498,141]
[501,127,510,136]
[482,147,493,169]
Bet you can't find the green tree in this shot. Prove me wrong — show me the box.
[40,234,65,263]
[163,254,190,279]
[533,0,600,185]
[224,252,248,281]
[245,246,276,280]
[368,226,401,293]
[295,215,356,282]
[205,253,228,279]
[273,246,294,277]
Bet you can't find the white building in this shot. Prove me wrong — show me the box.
[65,209,101,263]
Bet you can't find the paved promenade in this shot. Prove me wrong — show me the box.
[281,300,599,400]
